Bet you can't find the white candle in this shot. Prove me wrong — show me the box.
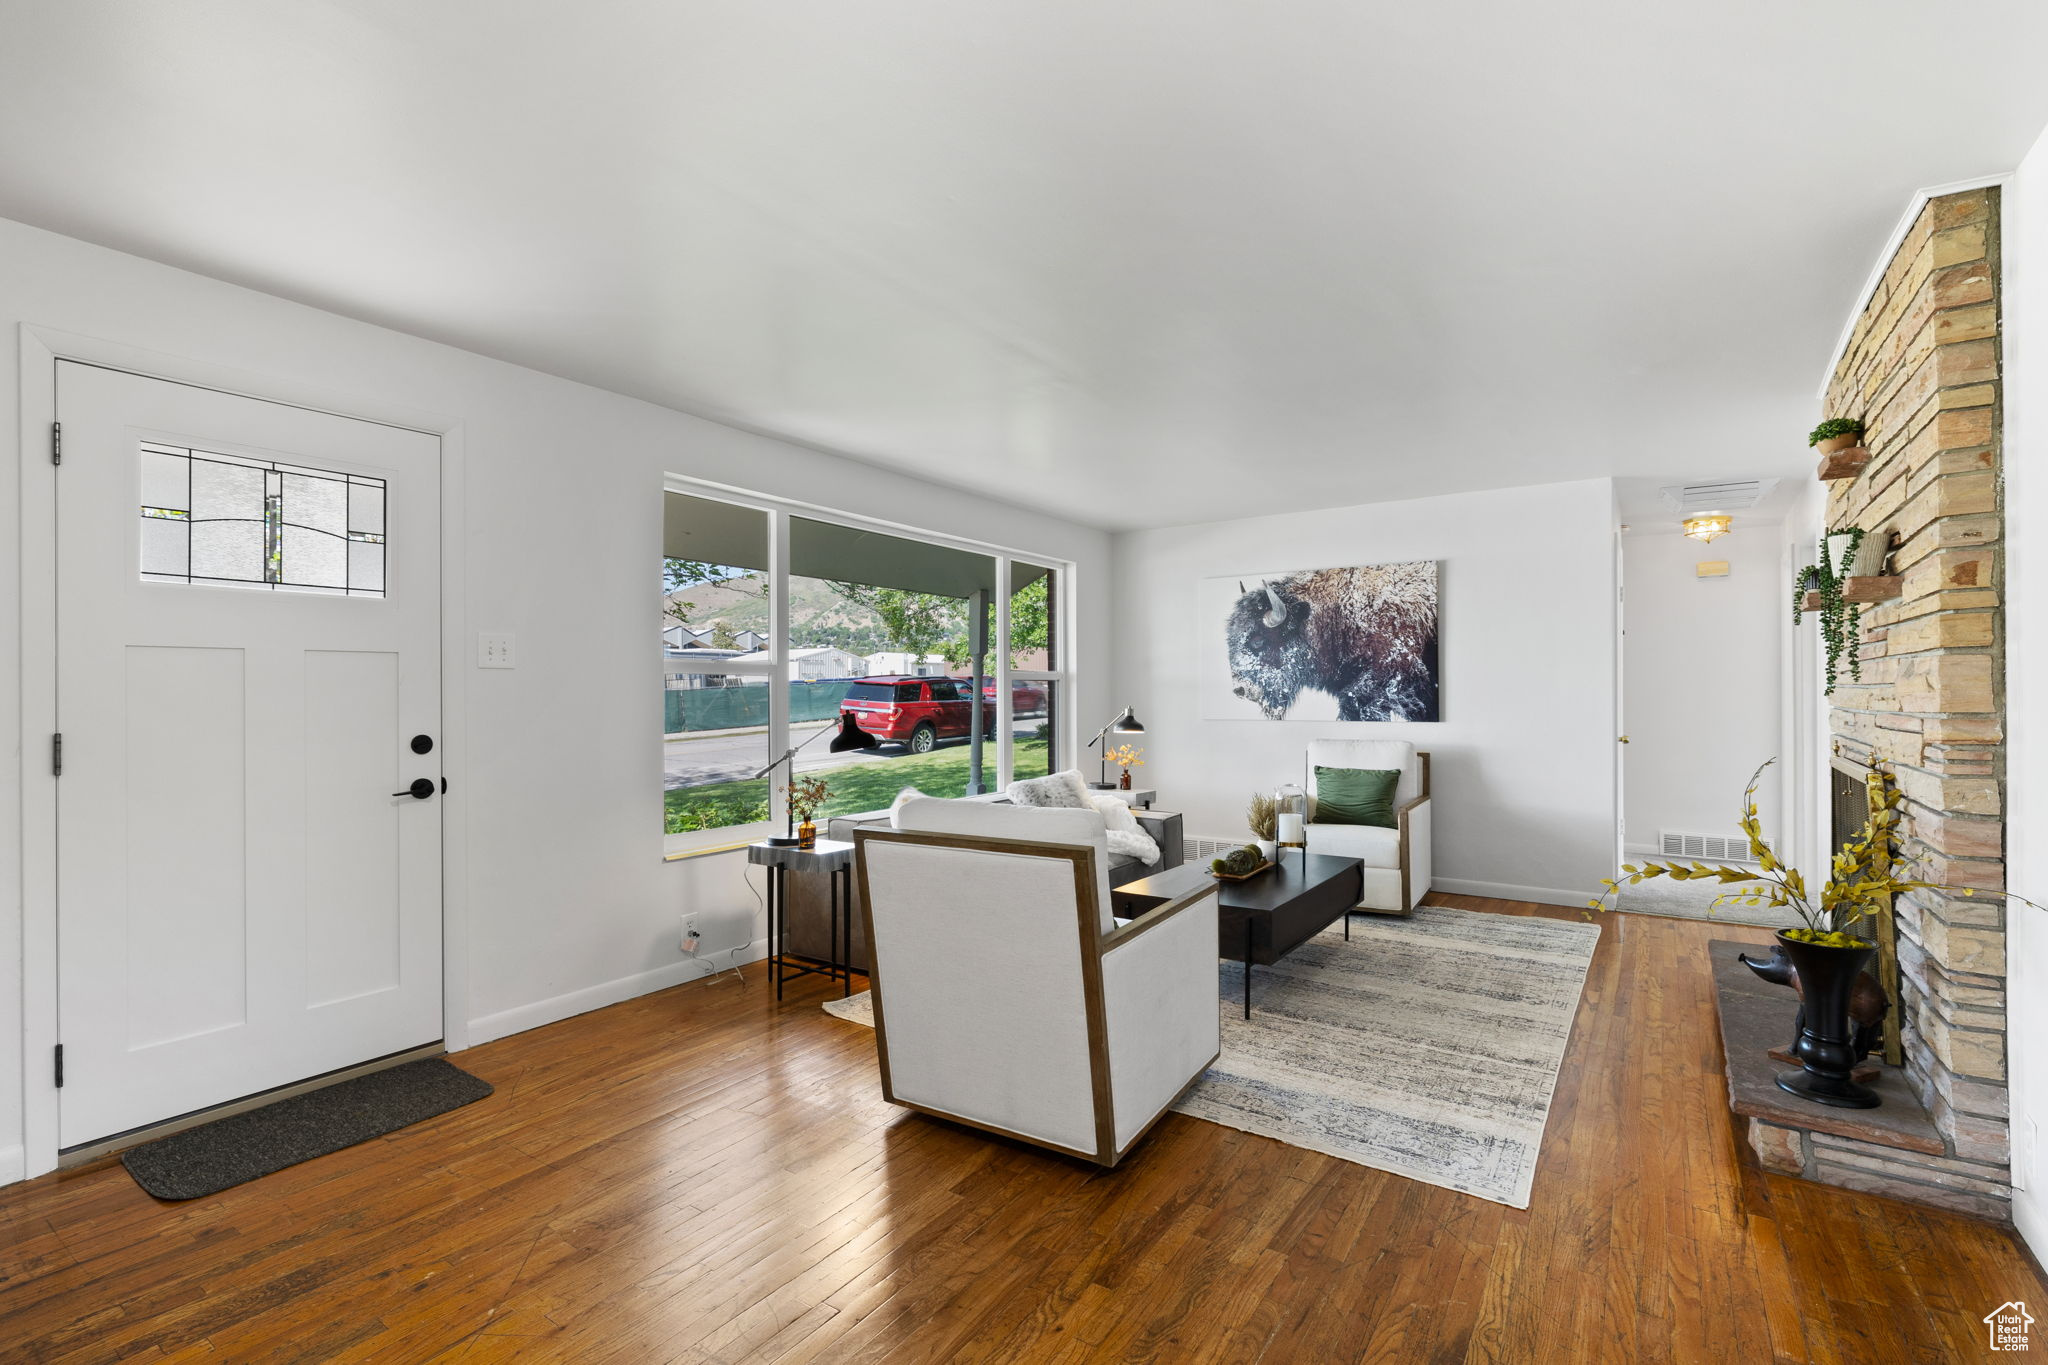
[1277,812,1305,843]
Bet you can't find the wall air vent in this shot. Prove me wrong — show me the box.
[1190,836,1259,861]
[1659,830,1756,864]
[1658,480,1779,516]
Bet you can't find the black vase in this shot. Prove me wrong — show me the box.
[1774,930,1881,1109]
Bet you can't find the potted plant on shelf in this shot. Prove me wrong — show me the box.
[1825,524,1888,578]
[1809,417,1866,454]
[1104,742,1145,791]
[785,774,829,850]
[1590,761,2041,1110]
[1247,791,1278,861]
[1793,527,1883,694]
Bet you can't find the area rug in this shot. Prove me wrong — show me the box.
[121,1058,494,1200]
[1186,907,1599,1207]
[823,993,875,1026]
[822,905,1599,1208]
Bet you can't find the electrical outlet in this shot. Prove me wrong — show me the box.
[681,913,700,954]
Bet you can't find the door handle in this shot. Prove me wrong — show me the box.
[393,778,436,800]
[1618,735,1630,744]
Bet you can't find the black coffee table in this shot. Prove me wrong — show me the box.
[1112,853,1366,1018]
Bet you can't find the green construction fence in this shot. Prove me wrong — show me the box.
[665,680,856,735]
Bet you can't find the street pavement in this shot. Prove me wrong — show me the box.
[665,716,1044,790]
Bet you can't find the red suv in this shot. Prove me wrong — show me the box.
[981,680,1047,716]
[840,676,997,753]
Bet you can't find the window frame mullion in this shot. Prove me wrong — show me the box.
[767,505,791,832]
[994,554,1013,792]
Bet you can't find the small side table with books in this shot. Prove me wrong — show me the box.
[748,839,860,999]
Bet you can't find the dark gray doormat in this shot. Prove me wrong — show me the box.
[120,1057,493,1200]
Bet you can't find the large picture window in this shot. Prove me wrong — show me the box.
[663,487,1072,855]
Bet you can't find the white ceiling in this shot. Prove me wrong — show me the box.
[2,2,2044,532]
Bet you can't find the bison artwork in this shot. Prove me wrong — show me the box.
[1216,562,1439,722]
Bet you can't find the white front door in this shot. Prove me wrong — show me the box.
[55,361,443,1149]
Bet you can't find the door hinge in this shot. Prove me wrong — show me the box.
[51,420,61,465]
[51,733,62,777]
[53,1044,63,1089]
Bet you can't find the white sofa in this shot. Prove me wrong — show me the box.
[1303,739,1433,916]
[854,798,1220,1167]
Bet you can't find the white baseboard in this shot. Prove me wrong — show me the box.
[0,1144,24,1188]
[2018,1188,2047,1267]
[1430,877,1596,910]
[466,942,770,1048]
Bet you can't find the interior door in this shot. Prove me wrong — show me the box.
[55,361,442,1149]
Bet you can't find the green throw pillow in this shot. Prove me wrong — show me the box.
[1314,766,1400,828]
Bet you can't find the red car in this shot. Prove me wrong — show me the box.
[981,681,1047,716]
[841,676,998,753]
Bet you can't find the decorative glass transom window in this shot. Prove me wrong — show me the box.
[139,442,387,596]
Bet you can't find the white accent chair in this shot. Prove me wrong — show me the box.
[1303,740,1433,916]
[854,798,1220,1167]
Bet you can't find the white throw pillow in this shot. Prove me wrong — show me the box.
[1007,768,1091,809]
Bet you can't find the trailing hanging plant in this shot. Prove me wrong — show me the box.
[1793,527,1865,694]
[1589,760,2044,942]
[1808,417,1865,448]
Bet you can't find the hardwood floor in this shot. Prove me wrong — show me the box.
[2,896,2041,1362]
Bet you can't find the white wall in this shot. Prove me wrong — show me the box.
[0,216,1111,1181]
[1111,479,1618,905]
[1622,525,1783,854]
[2005,124,2048,1261]
[1785,480,1832,890]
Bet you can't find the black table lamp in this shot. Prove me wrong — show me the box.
[755,712,879,846]
[1087,705,1145,790]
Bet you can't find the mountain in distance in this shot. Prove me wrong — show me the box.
[662,573,951,657]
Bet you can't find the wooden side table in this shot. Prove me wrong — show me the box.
[748,839,859,999]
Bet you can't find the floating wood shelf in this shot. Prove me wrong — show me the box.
[1843,575,1901,602]
[1802,576,1902,612]
[1816,445,1872,481]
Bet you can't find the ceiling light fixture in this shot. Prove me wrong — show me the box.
[1682,513,1732,543]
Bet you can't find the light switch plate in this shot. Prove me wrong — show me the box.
[478,632,516,669]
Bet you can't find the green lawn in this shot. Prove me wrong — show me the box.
[665,738,1050,833]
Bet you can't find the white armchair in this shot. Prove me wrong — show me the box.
[1303,740,1433,916]
[854,798,1220,1167]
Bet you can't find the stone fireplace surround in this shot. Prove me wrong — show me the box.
[1745,186,2012,1221]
